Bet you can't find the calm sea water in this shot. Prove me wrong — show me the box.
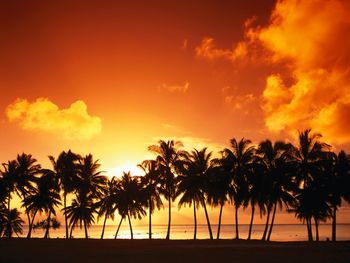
[24,224,350,241]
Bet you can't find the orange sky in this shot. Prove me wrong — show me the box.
[1,0,350,225]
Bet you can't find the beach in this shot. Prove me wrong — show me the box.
[1,239,349,263]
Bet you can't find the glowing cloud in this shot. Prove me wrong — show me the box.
[6,98,102,140]
[257,0,350,144]
[195,37,248,62]
[158,82,190,93]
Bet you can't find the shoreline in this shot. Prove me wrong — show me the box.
[1,239,350,263]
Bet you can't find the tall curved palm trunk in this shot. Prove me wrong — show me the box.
[166,192,171,240]
[193,201,197,240]
[216,202,224,239]
[234,205,239,239]
[201,193,213,239]
[247,204,255,240]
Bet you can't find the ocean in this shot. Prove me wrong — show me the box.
[24,224,350,241]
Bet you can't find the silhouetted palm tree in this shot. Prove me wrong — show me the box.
[1,209,24,238]
[221,138,254,239]
[1,154,40,238]
[324,151,350,241]
[139,160,163,239]
[206,165,231,239]
[22,169,61,238]
[176,148,214,239]
[96,177,118,239]
[117,172,146,239]
[148,140,183,240]
[66,154,107,239]
[33,217,61,238]
[49,150,80,238]
[256,140,294,241]
[64,196,97,239]
[290,129,330,241]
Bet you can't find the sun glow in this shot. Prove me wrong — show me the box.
[105,162,143,178]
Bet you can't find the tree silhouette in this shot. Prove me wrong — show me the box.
[96,177,118,239]
[1,209,24,238]
[221,138,253,239]
[256,140,294,241]
[290,129,330,241]
[49,150,80,239]
[22,169,61,238]
[139,160,163,239]
[117,172,146,239]
[148,140,183,240]
[65,154,107,239]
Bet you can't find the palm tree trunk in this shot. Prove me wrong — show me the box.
[114,217,123,239]
[69,224,74,238]
[27,208,38,238]
[332,205,336,242]
[261,204,272,241]
[22,193,32,239]
[149,199,152,239]
[44,211,52,238]
[127,213,133,239]
[101,214,108,239]
[247,204,255,240]
[306,217,313,241]
[217,202,223,240]
[314,218,319,241]
[235,205,239,239]
[267,202,277,241]
[64,192,69,239]
[166,192,171,240]
[201,193,213,240]
[193,200,197,240]
[84,219,88,239]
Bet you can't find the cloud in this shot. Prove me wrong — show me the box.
[222,86,257,114]
[158,82,190,93]
[195,37,248,62]
[196,0,350,145]
[257,0,350,144]
[6,98,102,140]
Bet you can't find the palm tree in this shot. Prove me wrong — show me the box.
[148,140,183,240]
[256,140,294,241]
[221,138,254,239]
[116,172,146,239]
[138,160,163,239]
[1,209,24,238]
[1,160,18,212]
[33,217,61,238]
[206,165,231,239]
[66,154,107,239]
[22,169,61,238]
[64,196,97,239]
[49,150,80,239]
[1,154,40,238]
[176,148,214,239]
[290,129,330,241]
[324,151,350,241]
[96,177,119,239]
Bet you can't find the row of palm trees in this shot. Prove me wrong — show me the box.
[0,129,349,241]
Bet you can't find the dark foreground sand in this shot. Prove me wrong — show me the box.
[1,239,349,263]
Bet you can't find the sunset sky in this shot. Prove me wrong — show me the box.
[1,0,350,225]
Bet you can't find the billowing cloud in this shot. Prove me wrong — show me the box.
[158,82,189,93]
[257,0,350,144]
[197,0,350,145]
[6,98,102,140]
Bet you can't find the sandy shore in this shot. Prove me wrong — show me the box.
[1,239,349,263]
